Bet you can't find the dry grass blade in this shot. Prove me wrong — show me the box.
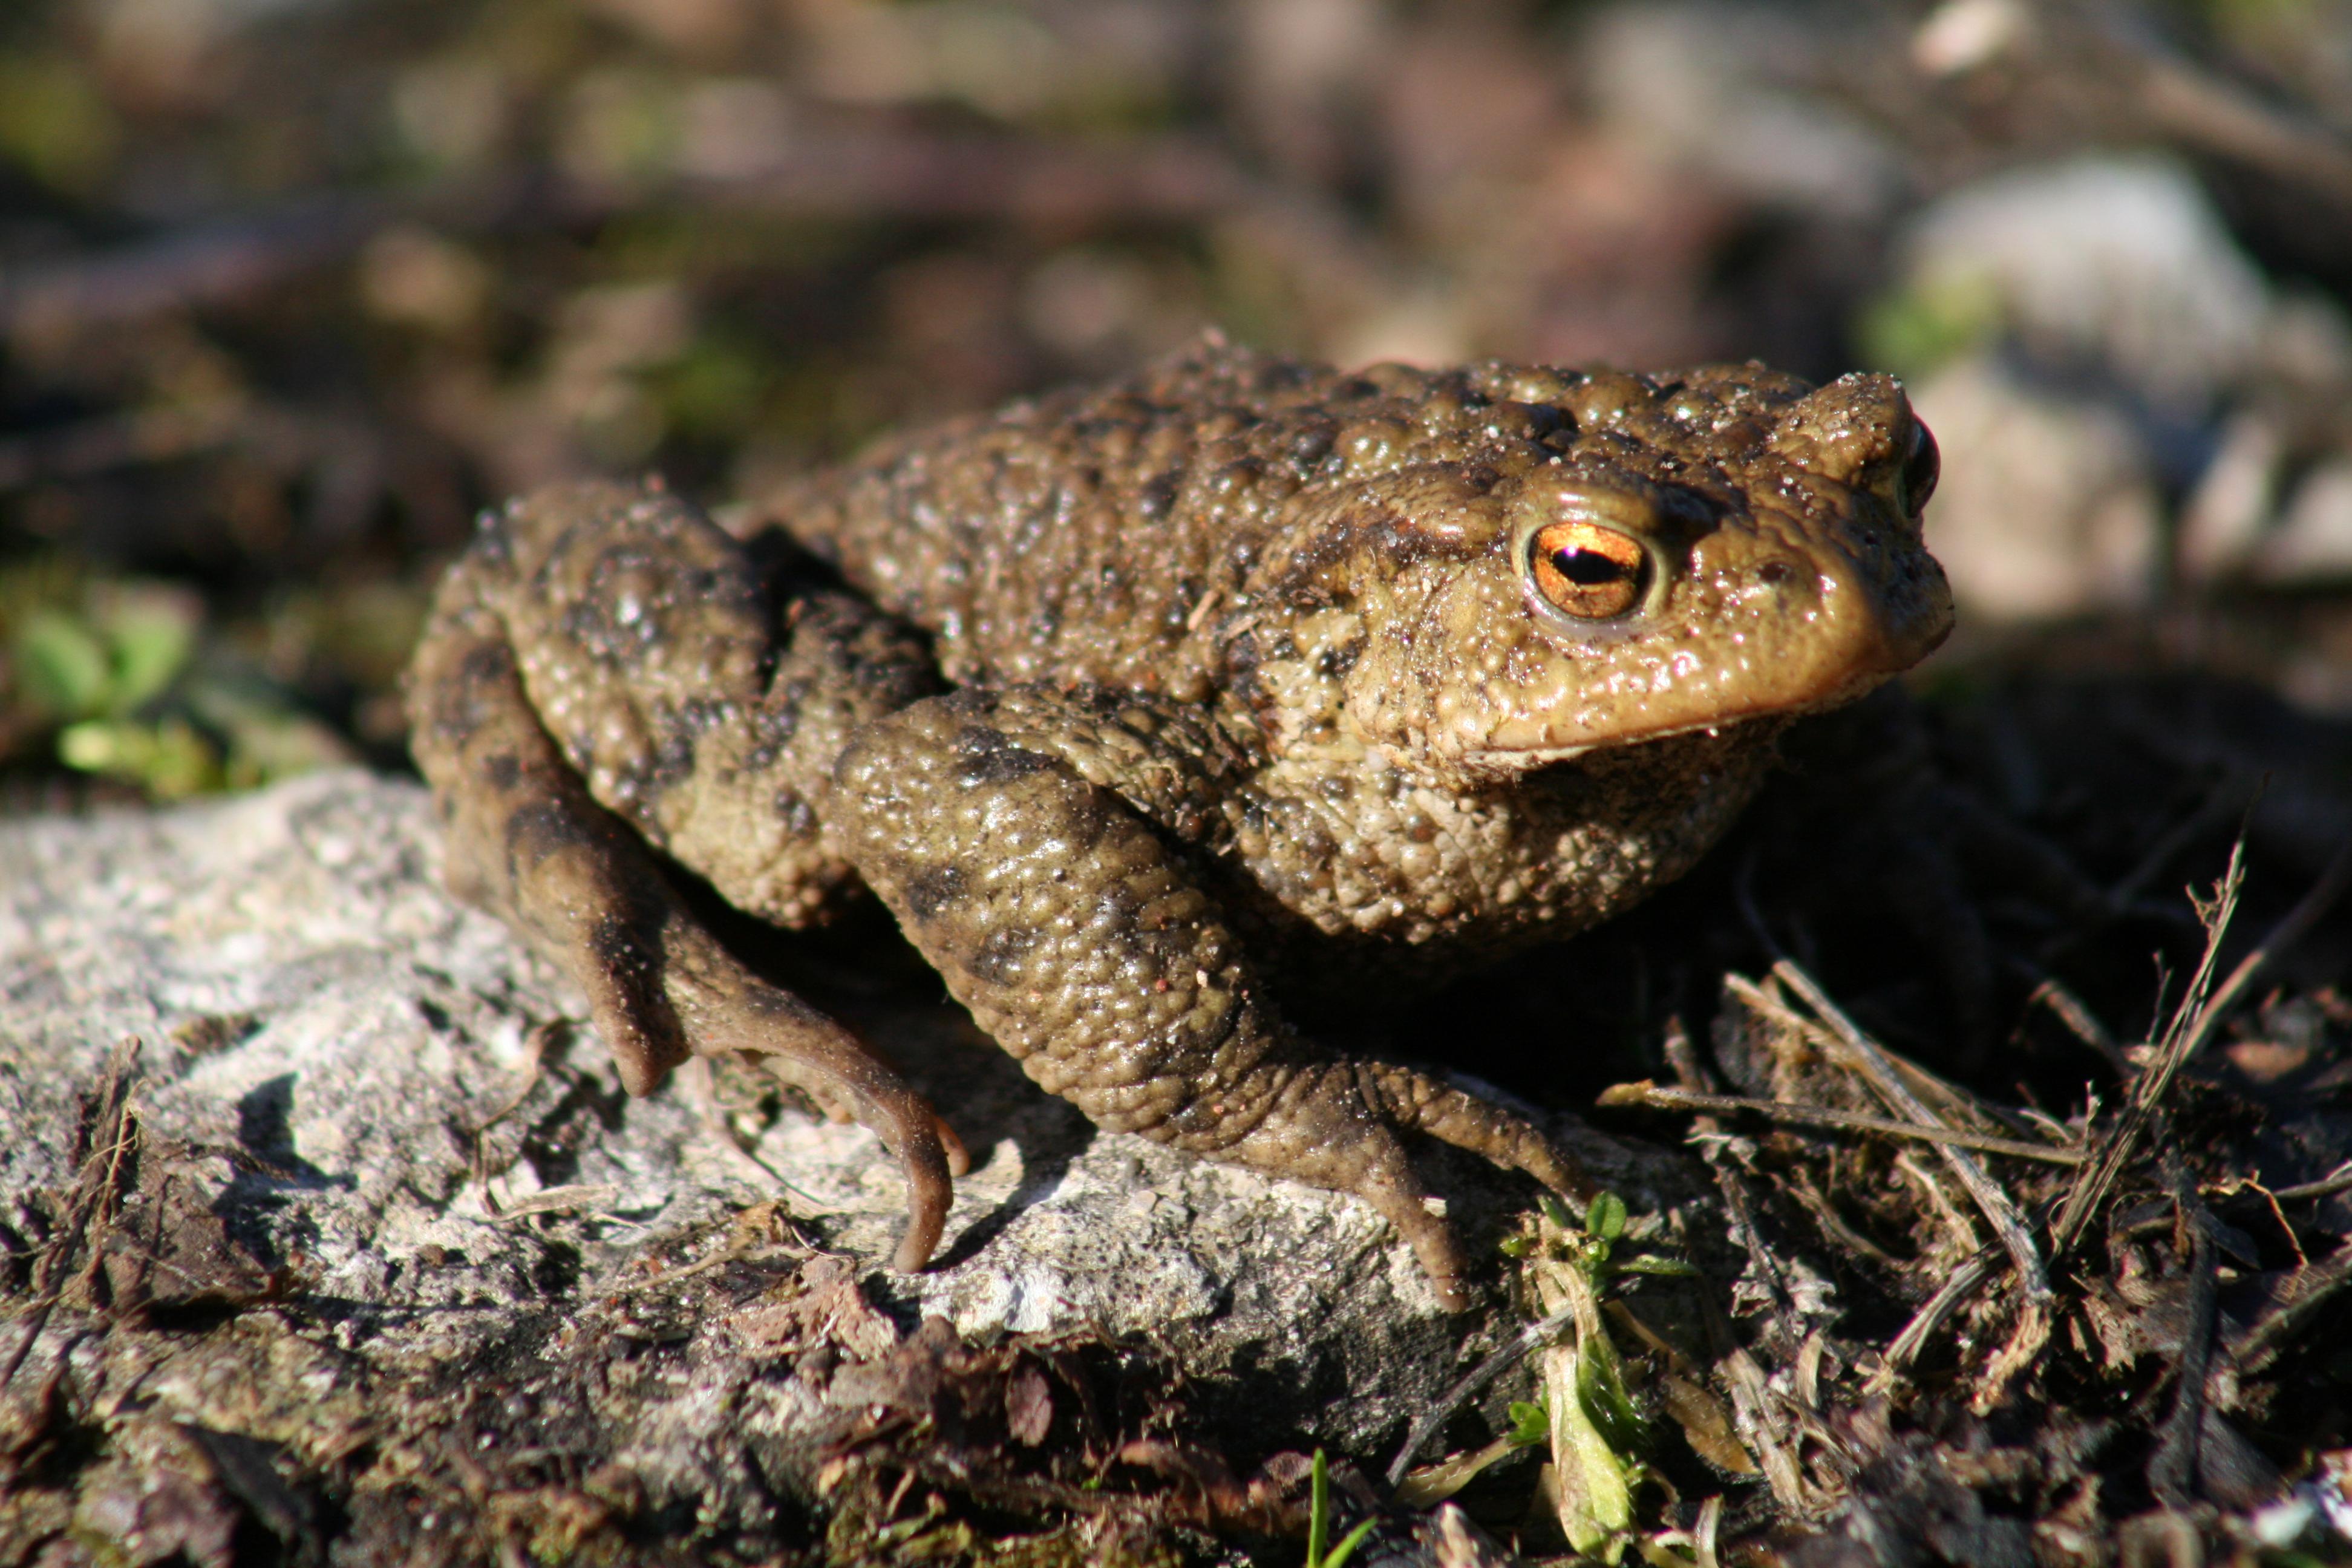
[1766,964,2054,1408]
[1726,976,2027,1140]
[2225,1238,2352,1376]
[2026,976,2132,1076]
[1866,1246,2001,1394]
[1756,968,2053,1294]
[2050,843,2250,1255]
[2175,834,2352,1069]
[1596,1080,2085,1166]
[1710,1335,1847,1518]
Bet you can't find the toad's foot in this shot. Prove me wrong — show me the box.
[832,688,1589,1309]
[1177,1059,1593,1310]
[409,571,965,1273]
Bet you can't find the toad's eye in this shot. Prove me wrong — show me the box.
[1529,519,1649,620]
[1899,417,1939,515]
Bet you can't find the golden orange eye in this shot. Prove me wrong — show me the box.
[1528,519,1649,619]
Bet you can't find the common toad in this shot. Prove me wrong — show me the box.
[408,339,1952,1307]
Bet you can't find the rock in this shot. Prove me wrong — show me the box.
[1907,354,2162,621]
[1578,3,1903,221]
[1881,156,2352,616]
[2255,458,2352,585]
[2186,443,2352,590]
[1891,154,2272,412]
[0,769,1684,1560]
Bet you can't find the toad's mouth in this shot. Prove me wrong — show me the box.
[1464,547,1954,769]
[1473,659,1900,768]
[1512,712,1802,782]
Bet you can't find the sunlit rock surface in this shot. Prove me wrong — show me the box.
[0,771,1685,1488]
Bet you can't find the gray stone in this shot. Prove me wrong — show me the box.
[0,769,1689,1557]
[1892,155,2272,411]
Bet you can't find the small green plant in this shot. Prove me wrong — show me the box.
[5,576,351,799]
[1395,1192,1717,1527]
[1527,1192,1700,1561]
[1853,268,2005,381]
[11,584,211,795]
[1304,1448,1376,1568]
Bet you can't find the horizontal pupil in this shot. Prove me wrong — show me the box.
[1552,547,1632,586]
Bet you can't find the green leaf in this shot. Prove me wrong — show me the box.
[1319,1517,1378,1568]
[1585,1192,1628,1244]
[1546,1344,1635,1555]
[1507,1400,1549,1446]
[1538,1194,1573,1230]
[55,719,124,772]
[100,589,198,714]
[1610,1255,1702,1278]
[1576,1324,1648,1457]
[1307,1447,1330,1565]
[56,716,221,798]
[15,610,111,717]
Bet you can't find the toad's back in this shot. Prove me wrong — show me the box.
[757,341,1612,703]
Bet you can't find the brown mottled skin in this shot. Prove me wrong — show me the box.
[408,339,1952,1308]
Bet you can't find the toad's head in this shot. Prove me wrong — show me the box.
[1288,364,1952,785]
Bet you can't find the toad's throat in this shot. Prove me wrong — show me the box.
[1467,670,1882,770]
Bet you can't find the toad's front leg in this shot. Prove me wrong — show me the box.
[827,687,1589,1310]
[408,482,964,1271]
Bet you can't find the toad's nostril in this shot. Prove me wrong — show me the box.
[1759,560,1795,586]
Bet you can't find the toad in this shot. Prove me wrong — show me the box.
[408,339,1951,1308]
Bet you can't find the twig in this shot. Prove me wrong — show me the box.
[1768,966,2050,1294]
[2047,832,2352,1259]
[1710,1333,1832,1516]
[1661,1018,1814,1357]
[1597,1080,2085,1166]
[1784,1168,1901,1268]
[682,125,1248,224]
[2269,1161,2352,1205]
[1893,1149,1983,1256]
[2102,770,2256,920]
[2118,20,2352,207]
[0,192,392,340]
[482,1184,621,1223]
[610,1236,808,1299]
[4,1040,143,1390]
[0,400,254,491]
[1728,975,2025,1138]
[0,131,1255,341]
[1383,1303,1576,1489]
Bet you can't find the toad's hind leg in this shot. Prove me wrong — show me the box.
[408,481,962,1272]
[828,688,1587,1310]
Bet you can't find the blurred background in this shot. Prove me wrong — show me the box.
[4,0,2352,805]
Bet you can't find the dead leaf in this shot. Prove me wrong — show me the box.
[1005,1364,1051,1446]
